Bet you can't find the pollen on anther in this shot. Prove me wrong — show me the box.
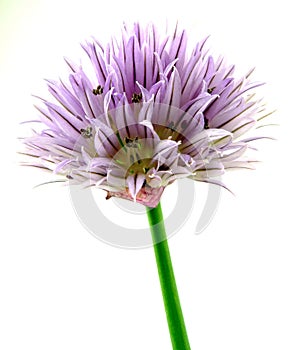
[204,117,209,129]
[93,85,104,95]
[131,93,142,103]
[80,126,93,138]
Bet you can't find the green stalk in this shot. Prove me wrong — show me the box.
[146,203,191,350]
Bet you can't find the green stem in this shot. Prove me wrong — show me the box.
[146,202,191,350]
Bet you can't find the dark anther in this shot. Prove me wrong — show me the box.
[125,136,139,148]
[80,126,93,138]
[207,87,215,94]
[167,121,176,131]
[181,120,188,130]
[93,85,104,95]
[204,117,209,129]
[131,93,142,103]
[158,164,170,171]
[66,174,73,180]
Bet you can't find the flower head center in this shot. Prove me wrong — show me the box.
[127,157,153,176]
[113,136,155,176]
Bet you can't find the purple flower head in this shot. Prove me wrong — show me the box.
[21,23,269,207]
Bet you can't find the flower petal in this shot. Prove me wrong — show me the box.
[127,173,146,201]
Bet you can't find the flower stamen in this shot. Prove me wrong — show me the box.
[125,136,139,148]
[204,117,209,129]
[92,85,104,95]
[167,121,176,131]
[80,126,93,138]
[131,93,142,103]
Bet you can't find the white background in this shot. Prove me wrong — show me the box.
[0,0,290,349]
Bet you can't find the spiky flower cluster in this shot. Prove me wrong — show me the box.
[22,23,268,207]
